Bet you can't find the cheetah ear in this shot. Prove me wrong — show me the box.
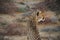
[37,12,39,16]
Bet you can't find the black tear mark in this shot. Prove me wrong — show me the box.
[37,12,39,16]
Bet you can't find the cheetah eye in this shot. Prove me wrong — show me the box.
[37,12,39,16]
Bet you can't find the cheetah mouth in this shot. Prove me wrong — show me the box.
[37,18,45,23]
[37,19,52,24]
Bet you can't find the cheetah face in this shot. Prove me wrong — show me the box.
[36,11,58,24]
[36,11,45,24]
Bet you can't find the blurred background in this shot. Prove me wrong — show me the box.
[0,0,60,40]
